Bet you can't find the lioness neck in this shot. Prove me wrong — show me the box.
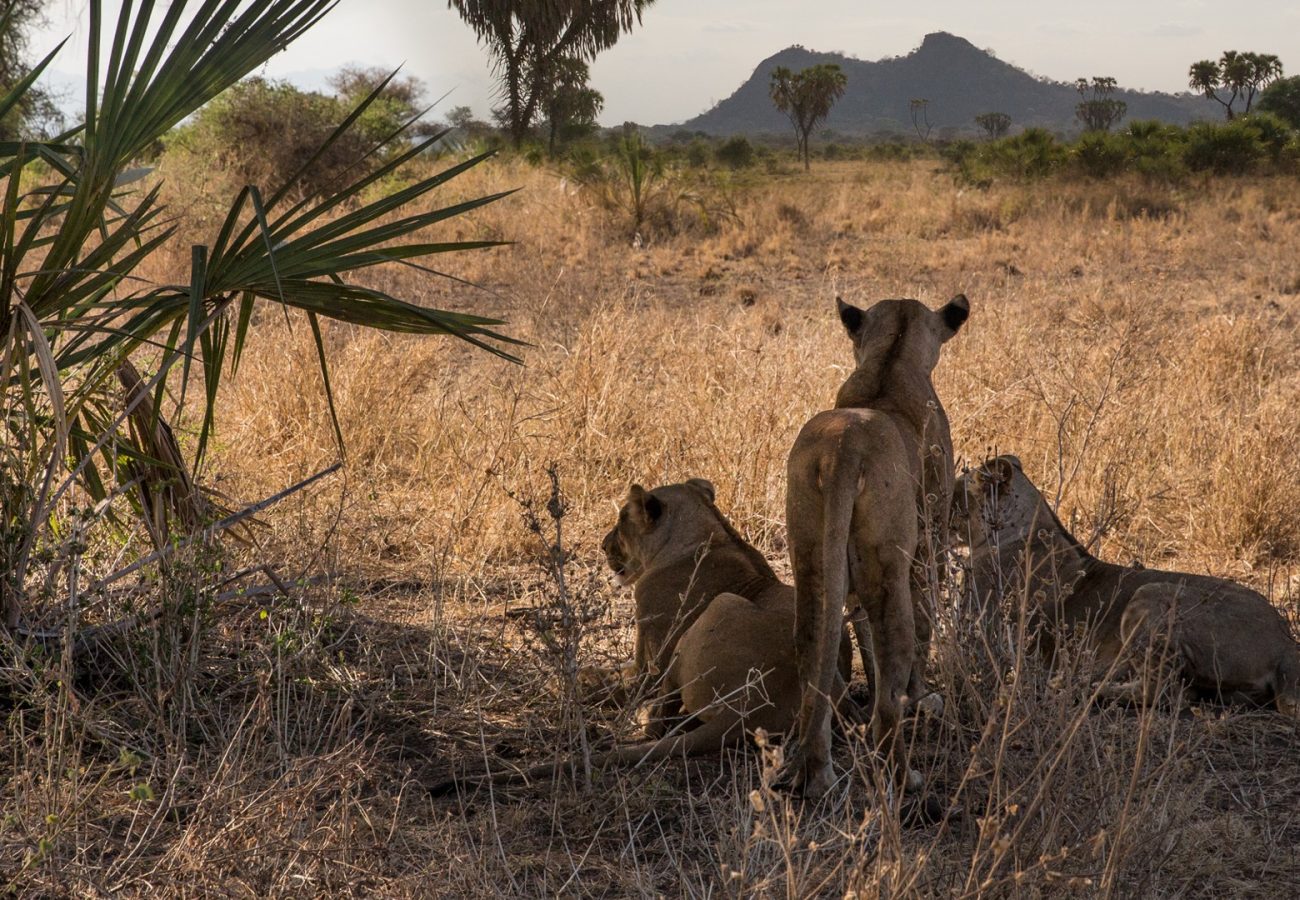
[833,365,941,434]
[976,506,1095,606]
[647,525,775,585]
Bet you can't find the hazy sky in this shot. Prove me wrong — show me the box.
[30,1,1300,126]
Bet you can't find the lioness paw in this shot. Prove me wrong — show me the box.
[913,692,945,718]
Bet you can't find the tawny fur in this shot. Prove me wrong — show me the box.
[775,295,970,801]
[430,479,858,794]
[953,455,1300,717]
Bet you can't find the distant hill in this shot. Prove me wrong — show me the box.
[668,32,1220,137]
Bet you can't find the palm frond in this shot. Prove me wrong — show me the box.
[2,0,521,631]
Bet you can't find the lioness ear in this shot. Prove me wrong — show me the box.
[627,484,663,525]
[980,457,1015,486]
[686,478,716,503]
[1002,454,1022,471]
[938,294,970,339]
[642,494,663,522]
[837,297,865,334]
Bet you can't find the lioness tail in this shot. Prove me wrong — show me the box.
[428,711,743,797]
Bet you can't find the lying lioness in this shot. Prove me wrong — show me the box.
[430,479,856,794]
[602,478,858,736]
[953,455,1300,716]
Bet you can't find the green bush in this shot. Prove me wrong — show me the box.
[977,128,1066,179]
[1184,120,1266,175]
[1073,131,1128,178]
[1239,112,1294,163]
[1121,120,1188,181]
[164,73,428,199]
[1256,76,1300,130]
[685,139,712,168]
[941,139,992,187]
[715,136,755,169]
[944,115,1294,184]
[940,139,976,164]
[865,140,924,162]
[1283,134,1300,174]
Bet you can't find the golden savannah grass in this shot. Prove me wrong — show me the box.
[4,155,1300,895]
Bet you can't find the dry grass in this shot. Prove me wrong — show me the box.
[4,157,1300,896]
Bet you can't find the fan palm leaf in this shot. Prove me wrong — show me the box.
[0,0,520,629]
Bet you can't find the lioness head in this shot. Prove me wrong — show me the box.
[836,294,970,373]
[601,478,725,587]
[951,455,1056,551]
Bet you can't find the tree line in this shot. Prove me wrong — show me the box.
[763,49,1293,166]
[3,6,1297,169]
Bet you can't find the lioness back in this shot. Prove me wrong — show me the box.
[788,408,919,550]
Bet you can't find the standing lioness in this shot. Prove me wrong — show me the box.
[777,295,970,801]
[953,455,1300,716]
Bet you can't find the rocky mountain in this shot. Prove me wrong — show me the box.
[672,32,1219,136]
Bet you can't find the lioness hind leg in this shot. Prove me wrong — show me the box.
[774,536,839,797]
[1113,585,1185,708]
[846,543,878,686]
[907,562,942,715]
[850,613,875,690]
[849,557,941,718]
[867,554,917,795]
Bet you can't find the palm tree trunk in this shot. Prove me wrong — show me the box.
[504,45,527,147]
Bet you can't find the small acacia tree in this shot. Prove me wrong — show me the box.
[974,111,1011,140]
[1075,77,1127,132]
[769,64,848,171]
[448,0,652,148]
[444,104,496,143]
[165,76,424,199]
[329,65,439,137]
[1189,51,1284,119]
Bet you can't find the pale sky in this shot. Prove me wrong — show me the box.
[29,1,1300,127]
